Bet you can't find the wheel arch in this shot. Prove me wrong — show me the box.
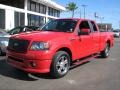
[106,40,111,47]
[56,47,72,63]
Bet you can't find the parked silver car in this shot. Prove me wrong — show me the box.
[7,26,40,35]
[0,29,10,55]
[0,26,40,55]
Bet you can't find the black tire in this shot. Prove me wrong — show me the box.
[50,51,70,78]
[100,43,110,58]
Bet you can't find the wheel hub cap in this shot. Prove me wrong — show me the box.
[56,56,69,75]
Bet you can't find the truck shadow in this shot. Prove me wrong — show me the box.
[0,57,95,80]
[95,55,107,59]
[0,58,55,80]
[0,58,38,81]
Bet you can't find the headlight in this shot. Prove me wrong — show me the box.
[30,42,50,50]
[1,41,8,46]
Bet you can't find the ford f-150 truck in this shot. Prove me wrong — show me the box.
[6,18,114,78]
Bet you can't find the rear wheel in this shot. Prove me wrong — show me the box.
[50,51,70,78]
[100,43,110,58]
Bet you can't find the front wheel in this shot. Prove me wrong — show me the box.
[50,51,70,78]
[100,43,110,58]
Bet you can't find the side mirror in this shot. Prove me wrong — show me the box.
[79,29,90,35]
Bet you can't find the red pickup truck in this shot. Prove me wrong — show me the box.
[7,18,114,78]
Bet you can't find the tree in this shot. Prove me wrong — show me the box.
[66,2,78,18]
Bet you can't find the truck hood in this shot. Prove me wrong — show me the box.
[12,31,71,41]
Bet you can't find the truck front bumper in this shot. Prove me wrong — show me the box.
[7,56,51,73]
[6,51,53,73]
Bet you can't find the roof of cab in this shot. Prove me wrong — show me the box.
[55,18,95,22]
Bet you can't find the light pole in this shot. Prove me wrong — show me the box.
[94,12,99,21]
[99,16,104,30]
[100,16,104,24]
[81,4,87,19]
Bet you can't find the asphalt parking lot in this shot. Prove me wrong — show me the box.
[0,38,120,90]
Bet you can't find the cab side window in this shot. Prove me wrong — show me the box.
[79,21,90,30]
[90,21,97,31]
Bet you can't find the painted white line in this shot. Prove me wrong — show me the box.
[66,79,76,85]
[109,58,117,61]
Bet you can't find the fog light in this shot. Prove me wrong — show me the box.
[30,62,36,67]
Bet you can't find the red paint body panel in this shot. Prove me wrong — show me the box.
[6,18,114,73]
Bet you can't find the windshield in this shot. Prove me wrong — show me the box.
[42,19,78,32]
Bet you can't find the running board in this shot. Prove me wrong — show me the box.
[70,53,99,69]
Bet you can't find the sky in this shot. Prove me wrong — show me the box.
[56,0,120,29]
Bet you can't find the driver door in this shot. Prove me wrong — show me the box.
[73,20,93,59]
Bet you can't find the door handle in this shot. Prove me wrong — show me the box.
[70,38,76,41]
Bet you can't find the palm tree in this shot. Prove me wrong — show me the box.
[66,2,78,18]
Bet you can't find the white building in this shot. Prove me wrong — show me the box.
[0,0,65,30]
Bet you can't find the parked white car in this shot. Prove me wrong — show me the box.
[113,30,120,38]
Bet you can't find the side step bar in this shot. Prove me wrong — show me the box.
[70,53,99,69]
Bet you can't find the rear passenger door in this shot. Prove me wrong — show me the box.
[89,21,100,53]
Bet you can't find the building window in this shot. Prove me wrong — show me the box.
[48,7,52,16]
[27,0,31,10]
[43,5,46,14]
[36,3,40,13]
[14,12,25,27]
[57,10,60,17]
[28,14,46,27]
[48,7,60,17]
[39,4,46,14]
[31,1,36,12]
[0,9,5,29]
[0,0,24,9]
[27,0,46,14]
[40,4,43,14]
